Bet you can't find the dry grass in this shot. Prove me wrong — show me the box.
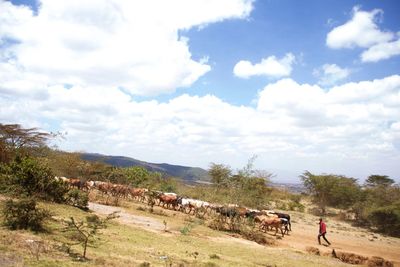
[0,194,398,266]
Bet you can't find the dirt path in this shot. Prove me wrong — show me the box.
[279,215,400,266]
[88,202,164,232]
[89,201,400,266]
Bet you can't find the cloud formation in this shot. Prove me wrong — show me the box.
[1,75,399,178]
[313,64,351,86]
[326,6,400,62]
[233,53,295,79]
[0,0,253,96]
[361,35,400,62]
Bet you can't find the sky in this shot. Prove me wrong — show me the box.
[1,0,400,183]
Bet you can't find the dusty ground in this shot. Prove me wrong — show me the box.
[280,212,400,265]
[89,201,400,266]
[89,202,165,232]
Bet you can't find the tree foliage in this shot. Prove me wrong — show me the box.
[63,213,118,258]
[207,157,273,208]
[352,180,400,236]
[125,166,151,187]
[0,156,69,202]
[300,171,361,214]
[2,198,51,232]
[365,175,395,188]
[208,163,232,187]
[0,123,51,163]
[65,189,89,210]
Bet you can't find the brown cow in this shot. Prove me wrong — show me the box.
[254,215,286,237]
[130,188,148,202]
[97,182,113,195]
[158,194,178,209]
[111,184,130,198]
[68,178,84,189]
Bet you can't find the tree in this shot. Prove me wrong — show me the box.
[125,166,150,187]
[2,198,51,232]
[208,163,232,187]
[1,156,69,202]
[365,175,395,188]
[102,166,127,184]
[300,171,361,214]
[0,123,51,163]
[367,203,400,236]
[63,213,118,259]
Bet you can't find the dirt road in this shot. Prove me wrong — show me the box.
[279,213,400,265]
[88,202,164,232]
[88,202,400,266]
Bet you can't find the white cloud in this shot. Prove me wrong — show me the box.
[326,7,393,49]
[313,64,350,86]
[1,75,399,180]
[0,0,254,96]
[233,53,295,79]
[361,36,400,62]
[326,6,400,63]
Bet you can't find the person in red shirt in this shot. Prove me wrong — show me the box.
[318,218,331,245]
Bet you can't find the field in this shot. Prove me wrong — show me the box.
[0,194,399,267]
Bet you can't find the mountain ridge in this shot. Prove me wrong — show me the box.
[80,153,210,183]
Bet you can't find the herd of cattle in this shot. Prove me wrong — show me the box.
[55,176,292,237]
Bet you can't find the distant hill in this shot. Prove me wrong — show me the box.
[80,153,210,183]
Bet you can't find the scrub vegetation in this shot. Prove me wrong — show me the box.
[0,123,399,266]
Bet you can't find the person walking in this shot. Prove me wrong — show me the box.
[318,218,331,246]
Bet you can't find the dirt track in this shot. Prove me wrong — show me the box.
[88,202,164,231]
[280,214,400,266]
[89,201,400,266]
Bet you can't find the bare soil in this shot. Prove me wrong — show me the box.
[280,212,400,266]
[88,202,164,232]
[88,201,400,266]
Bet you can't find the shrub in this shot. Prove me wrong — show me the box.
[2,198,51,231]
[180,222,194,235]
[287,201,305,212]
[209,254,220,259]
[368,205,400,237]
[1,157,69,202]
[65,189,89,210]
[63,212,118,259]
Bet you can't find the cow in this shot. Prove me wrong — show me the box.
[214,206,238,222]
[130,188,148,202]
[179,199,211,216]
[68,178,84,189]
[97,182,113,196]
[158,193,179,210]
[254,215,286,237]
[269,212,292,231]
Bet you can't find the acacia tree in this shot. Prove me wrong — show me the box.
[208,163,232,188]
[125,166,150,187]
[365,175,395,188]
[0,124,51,163]
[209,156,273,207]
[300,171,361,214]
[63,213,118,259]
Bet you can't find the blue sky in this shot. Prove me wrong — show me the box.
[1,0,400,182]
[182,0,400,105]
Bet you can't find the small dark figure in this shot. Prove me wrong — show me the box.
[318,218,331,246]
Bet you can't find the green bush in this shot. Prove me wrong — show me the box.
[2,198,51,231]
[368,205,400,237]
[180,222,194,235]
[1,156,69,202]
[288,200,305,212]
[65,189,89,210]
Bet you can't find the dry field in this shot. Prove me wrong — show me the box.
[0,194,399,266]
